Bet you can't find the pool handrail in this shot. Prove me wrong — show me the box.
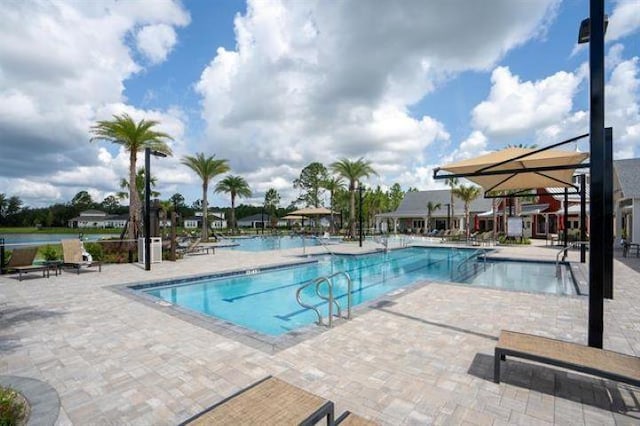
[555,241,589,277]
[295,281,324,326]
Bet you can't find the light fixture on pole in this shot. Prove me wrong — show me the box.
[144,148,167,272]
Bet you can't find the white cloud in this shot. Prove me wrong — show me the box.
[136,24,178,64]
[443,131,490,163]
[608,0,640,42]
[196,0,558,204]
[472,66,584,139]
[0,0,190,205]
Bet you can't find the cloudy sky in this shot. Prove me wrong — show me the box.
[1,0,639,208]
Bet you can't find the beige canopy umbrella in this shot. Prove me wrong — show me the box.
[438,147,589,192]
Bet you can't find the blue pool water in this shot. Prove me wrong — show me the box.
[220,236,329,251]
[142,247,575,336]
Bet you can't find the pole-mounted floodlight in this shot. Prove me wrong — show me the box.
[577,15,609,44]
[144,148,167,271]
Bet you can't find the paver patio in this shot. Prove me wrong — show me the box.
[1,240,639,425]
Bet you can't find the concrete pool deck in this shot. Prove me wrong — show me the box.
[0,240,638,424]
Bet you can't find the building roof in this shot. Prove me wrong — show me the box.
[378,189,492,218]
[80,209,107,216]
[614,158,640,199]
[237,213,276,222]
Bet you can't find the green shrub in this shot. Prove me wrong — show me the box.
[83,242,104,261]
[41,245,60,261]
[0,386,27,425]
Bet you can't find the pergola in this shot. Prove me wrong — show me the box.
[434,129,613,349]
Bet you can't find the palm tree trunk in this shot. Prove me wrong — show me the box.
[231,193,236,232]
[330,190,335,233]
[465,202,470,238]
[202,182,208,240]
[349,183,356,238]
[128,151,139,240]
[450,193,455,230]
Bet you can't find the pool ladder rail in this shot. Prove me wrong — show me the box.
[555,241,589,277]
[295,271,353,328]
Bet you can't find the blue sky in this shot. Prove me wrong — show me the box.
[0,0,639,207]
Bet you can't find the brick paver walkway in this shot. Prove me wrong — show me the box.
[1,241,638,424]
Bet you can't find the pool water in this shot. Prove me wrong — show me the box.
[220,236,330,251]
[141,247,574,336]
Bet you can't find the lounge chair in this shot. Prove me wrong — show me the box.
[61,239,102,274]
[5,247,49,281]
[179,376,335,425]
[494,330,640,387]
[177,237,214,256]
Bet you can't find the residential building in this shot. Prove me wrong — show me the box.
[614,158,640,243]
[68,210,128,229]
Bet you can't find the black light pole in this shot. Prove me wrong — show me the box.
[261,206,265,235]
[358,184,364,247]
[580,174,587,263]
[579,2,607,348]
[144,148,167,271]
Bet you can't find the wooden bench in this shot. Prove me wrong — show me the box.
[494,330,640,387]
[179,376,334,425]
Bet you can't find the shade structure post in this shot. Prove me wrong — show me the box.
[144,148,151,272]
[564,188,569,247]
[587,0,605,349]
[604,127,613,299]
[580,174,587,263]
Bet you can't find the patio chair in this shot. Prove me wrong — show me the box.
[177,237,214,255]
[178,376,335,425]
[61,239,102,274]
[494,330,640,387]
[5,246,49,281]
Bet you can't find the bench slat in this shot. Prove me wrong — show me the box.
[495,331,640,385]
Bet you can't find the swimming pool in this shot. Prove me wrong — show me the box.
[219,236,332,251]
[139,247,575,336]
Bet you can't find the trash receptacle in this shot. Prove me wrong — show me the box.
[138,237,163,264]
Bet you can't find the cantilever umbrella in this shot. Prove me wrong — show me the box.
[437,147,589,193]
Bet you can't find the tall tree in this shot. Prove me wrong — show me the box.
[426,201,441,232]
[91,113,173,239]
[264,188,281,229]
[387,183,404,211]
[323,176,345,233]
[293,162,328,207]
[181,153,230,240]
[0,193,8,225]
[330,158,377,238]
[215,175,252,232]
[71,191,94,211]
[100,195,121,213]
[453,185,481,237]
[445,177,459,230]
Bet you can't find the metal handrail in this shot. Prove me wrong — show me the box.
[295,270,353,328]
[295,281,324,326]
[555,241,589,276]
[456,249,486,271]
[314,276,339,327]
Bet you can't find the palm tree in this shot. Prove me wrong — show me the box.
[181,153,230,240]
[445,177,459,230]
[330,158,377,238]
[215,175,252,233]
[323,176,345,233]
[91,113,173,239]
[117,168,160,201]
[453,185,482,237]
[426,201,441,232]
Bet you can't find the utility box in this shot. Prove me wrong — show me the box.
[138,237,163,264]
